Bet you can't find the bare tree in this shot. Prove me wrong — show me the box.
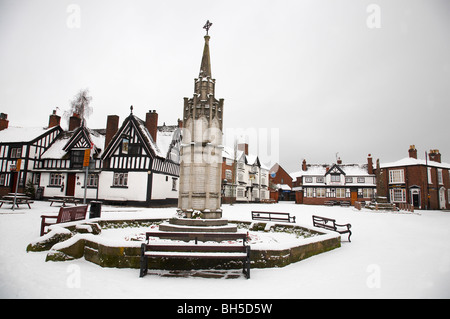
[64,89,93,125]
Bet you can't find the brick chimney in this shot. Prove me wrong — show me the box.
[408,145,417,159]
[48,110,61,128]
[105,115,119,149]
[302,159,307,171]
[69,113,82,131]
[238,143,249,156]
[429,149,441,163]
[145,110,158,143]
[0,113,8,131]
[337,157,342,165]
[367,154,373,174]
[178,118,183,128]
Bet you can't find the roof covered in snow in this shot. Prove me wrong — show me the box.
[380,157,450,169]
[0,126,58,143]
[291,163,373,180]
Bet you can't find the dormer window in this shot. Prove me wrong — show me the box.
[331,174,340,182]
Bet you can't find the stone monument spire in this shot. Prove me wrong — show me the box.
[178,21,224,219]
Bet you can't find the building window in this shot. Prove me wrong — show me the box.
[87,174,98,187]
[10,147,22,158]
[345,177,353,183]
[305,177,312,183]
[448,189,450,204]
[172,178,177,191]
[316,177,324,183]
[0,174,5,186]
[336,188,346,198]
[438,169,443,185]
[316,188,325,198]
[331,174,340,183]
[49,173,63,186]
[357,177,365,183]
[225,169,232,181]
[305,188,314,198]
[113,172,128,187]
[71,150,85,168]
[121,138,129,154]
[389,169,405,184]
[237,188,245,198]
[428,168,432,184]
[390,188,406,202]
[363,188,373,198]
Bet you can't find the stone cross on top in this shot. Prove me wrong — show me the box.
[203,20,212,35]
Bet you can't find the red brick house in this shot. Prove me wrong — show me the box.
[379,145,450,210]
[269,163,294,201]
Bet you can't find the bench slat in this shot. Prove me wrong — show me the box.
[145,251,248,258]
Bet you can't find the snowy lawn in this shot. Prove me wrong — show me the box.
[1,201,449,298]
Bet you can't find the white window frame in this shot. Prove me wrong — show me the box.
[389,169,405,184]
[438,169,443,185]
[49,173,63,186]
[316,188,325,198]
[113,172,128,187]
[87,174,98,187]
[390,188,406,203]
[336,188,346,198]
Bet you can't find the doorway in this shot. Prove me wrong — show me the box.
[66,173,76,196]
[410,187,421,208]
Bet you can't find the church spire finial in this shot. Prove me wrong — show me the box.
[203,20,212,36]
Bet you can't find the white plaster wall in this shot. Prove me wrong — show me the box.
[151,172,178,200]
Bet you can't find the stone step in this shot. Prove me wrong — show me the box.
[169,217,229,227]
[158,222,238,233]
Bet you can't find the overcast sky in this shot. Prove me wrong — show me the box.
[1,0,449,173]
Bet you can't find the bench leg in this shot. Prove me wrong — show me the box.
[243,246,251,279]
[140,243,148,277]
[347,231,352,243]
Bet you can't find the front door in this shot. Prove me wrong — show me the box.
[66,173,76,196]
[350,189,358,206]
[410,188,420,208]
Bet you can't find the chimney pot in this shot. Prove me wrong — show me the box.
[408,145,418,159]
[48,110,61,128]
[367,154,374,174]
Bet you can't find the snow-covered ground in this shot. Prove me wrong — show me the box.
[1,201,449,299]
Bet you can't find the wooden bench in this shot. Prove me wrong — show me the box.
[312,215,352,242]
[140,232,251,279]
[40,205,88,236]
[251,211,296,223]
